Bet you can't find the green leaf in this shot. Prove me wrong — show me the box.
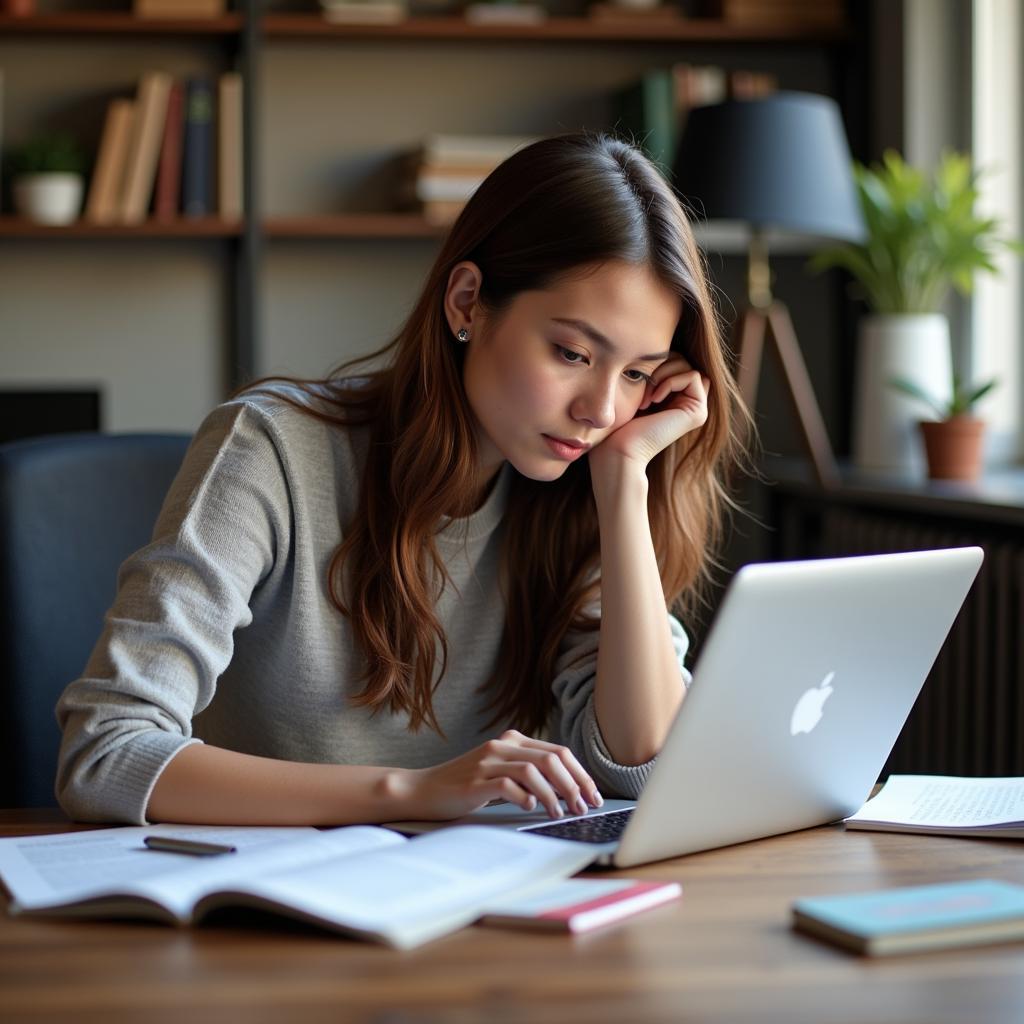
[963,379,998,408]
[888,376,948,419]
[806,149,1021,315]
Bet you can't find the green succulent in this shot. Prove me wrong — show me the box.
[890,374,998,420]
[811,150,1023,314]
[8,133,87,176]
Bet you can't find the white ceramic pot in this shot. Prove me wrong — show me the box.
[12,173,84,225]
[853,313,953,474]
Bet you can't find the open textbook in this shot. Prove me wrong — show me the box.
[0,822,596,949]
[844,775,1024,838]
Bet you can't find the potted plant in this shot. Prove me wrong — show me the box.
[9,133,87,226]
[811,150,1020,474]
[889,374,998,481]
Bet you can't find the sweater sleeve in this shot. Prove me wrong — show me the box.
[548,611,692,800]
[54,401,290,824]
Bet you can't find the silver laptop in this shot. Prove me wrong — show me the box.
[389,547,983,867]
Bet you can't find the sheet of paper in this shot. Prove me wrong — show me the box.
[845,775,1024,828]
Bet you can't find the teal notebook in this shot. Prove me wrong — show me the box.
[792,879,1024,956]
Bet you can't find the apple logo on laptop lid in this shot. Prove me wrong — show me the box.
[790,671,835,736]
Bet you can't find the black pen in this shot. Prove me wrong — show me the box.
[143,836,237,856]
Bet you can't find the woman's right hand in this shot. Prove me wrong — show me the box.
[389,730,604,822]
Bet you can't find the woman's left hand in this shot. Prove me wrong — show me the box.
[591,354,710,472]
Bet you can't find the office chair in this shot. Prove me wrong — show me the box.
[0,432,191,807]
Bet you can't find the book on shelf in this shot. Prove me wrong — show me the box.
[610,69,676,172]
[134,0,228,18]
[588,2,686,24]
[612,61,774,173]
[320,0,409,25]
[182,77,214,218]
[480,877,682,934]
[417,133,541,166]
[84,99,136,225]
[398,134,541,224]
[713,0,846,28]
[0,69,5,213]
[792,879,1024,956]
[120,70,173,224]
[673,62,727,111]
[727,68,779,99]
[217,72,243,220]
[397,175,481,224]
[463,3,547,26]
[154,80,185,222]
[0,823,597,950]
[412,173,486,203]
[420,199,469,226]
[83,71,235,224]
[844,774,1024,839]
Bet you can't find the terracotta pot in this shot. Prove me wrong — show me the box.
[918,417,986,481]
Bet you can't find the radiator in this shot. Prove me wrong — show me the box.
[818,507,1024,778]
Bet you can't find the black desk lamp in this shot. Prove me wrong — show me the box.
[673,91,864,489]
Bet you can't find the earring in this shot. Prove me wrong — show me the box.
[456,328,470,343]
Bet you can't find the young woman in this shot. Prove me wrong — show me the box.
[55,132,747,826]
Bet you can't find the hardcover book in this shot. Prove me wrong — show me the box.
[120,71,173,224]
[182,78,214,217]
[417,134,540,166]
[84,99,135,224]
[217,72,243,220]
[610,69,676,173]
[321,1,408,24]
[154,80,185,221]
[134,0,227,17]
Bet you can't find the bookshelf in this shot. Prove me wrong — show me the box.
[0,12,244,34]
[0,1,864,434]
[0,214,242,237]
[260,13,848,43]
[0,10,845,42]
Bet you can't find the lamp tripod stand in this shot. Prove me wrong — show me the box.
[733,234,839,490]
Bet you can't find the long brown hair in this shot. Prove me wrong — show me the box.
[245,132,748,737]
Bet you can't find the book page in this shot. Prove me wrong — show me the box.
[845,775,1024,829]
[0,824,401,917]
[142,825,407,919]
[220,826,597,948]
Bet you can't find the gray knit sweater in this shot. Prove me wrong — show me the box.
[55,384,691,824]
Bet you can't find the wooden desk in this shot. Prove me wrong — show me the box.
[2,810,1024,1023]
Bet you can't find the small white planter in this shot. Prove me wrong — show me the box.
[12,173,84,225]
[853,314,953,474]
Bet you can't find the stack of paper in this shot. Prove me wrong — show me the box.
[844,775,1024,838]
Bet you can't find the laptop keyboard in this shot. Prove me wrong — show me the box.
[523,807,634,844]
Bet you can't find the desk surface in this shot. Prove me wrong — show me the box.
[2,810,1024,1024]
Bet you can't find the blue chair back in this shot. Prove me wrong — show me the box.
[0,432,191,807]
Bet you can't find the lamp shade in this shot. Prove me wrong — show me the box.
[673,91,865,243]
